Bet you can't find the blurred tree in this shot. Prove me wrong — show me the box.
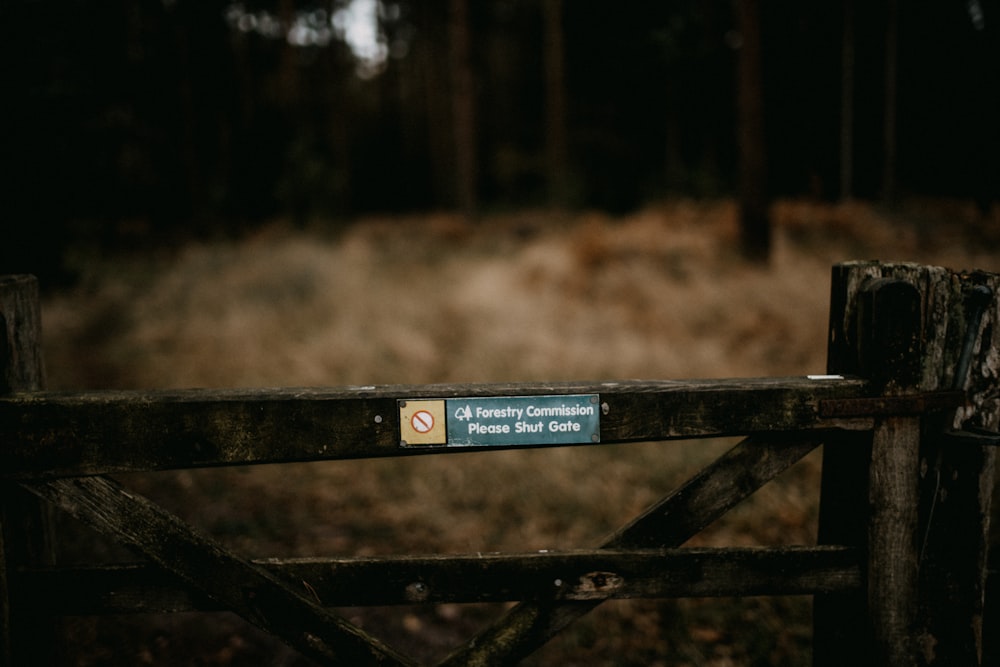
[735,0,770,262]
[840,0,855,200]
[653,1,733,197]
[449,0,478,221]
[881,0,898,204]
[410,0,454,208]
[543,0,569,207]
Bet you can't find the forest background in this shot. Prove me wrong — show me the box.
[4,1,1000,665]
[4,0,999,281]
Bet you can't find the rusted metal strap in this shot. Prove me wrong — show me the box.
[818,391,965,418]
[941,426,1000,447]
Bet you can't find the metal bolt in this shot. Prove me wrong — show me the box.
[405,581,429,601]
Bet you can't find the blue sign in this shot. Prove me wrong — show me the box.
[444,394,601,447]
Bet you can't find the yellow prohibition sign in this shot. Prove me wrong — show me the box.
[398,399,447,446]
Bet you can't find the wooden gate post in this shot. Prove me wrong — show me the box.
[816,262,998,667]
[0,275,54,667]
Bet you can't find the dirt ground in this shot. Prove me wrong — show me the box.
[35,197,1000,666]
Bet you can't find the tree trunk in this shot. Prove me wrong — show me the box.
[735,0,770,262]
[840,0,855,201]
[449,0,477,221]
[413,1,453,207]
[543,0,569,208]
[881,0,898,204]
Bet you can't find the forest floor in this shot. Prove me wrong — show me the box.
[39,197,1000,666]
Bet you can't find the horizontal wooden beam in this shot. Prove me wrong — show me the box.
[13,546,861,614]
[1,376,870,478]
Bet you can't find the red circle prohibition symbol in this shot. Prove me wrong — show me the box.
[411,410,435,433]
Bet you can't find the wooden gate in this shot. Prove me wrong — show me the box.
[1,261,997,666]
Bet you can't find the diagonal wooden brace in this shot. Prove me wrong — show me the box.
[438,433,822,666]
[22,476,416,667]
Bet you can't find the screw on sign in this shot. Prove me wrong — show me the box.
[411,410,435,434]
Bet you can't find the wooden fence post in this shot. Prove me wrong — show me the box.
[0,275,53,667]
[816,261,998,667]
[865,278,922,667]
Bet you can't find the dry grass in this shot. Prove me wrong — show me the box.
[40,198,1000,666]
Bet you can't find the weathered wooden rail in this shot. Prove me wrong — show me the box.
[1,261,997,666]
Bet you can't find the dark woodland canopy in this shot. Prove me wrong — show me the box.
[4,0,999,277]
